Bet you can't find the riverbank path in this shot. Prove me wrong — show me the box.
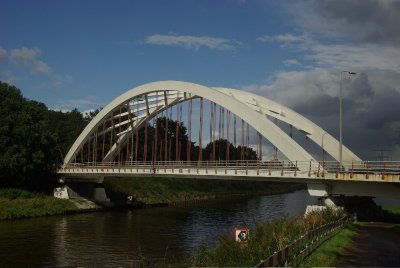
[332,222,400,267]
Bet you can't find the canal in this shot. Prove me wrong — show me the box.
[0,190,318,267]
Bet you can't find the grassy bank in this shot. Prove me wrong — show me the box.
[0,188,77,220]
[167,209,347,267]
[383,206,400,224]
[299,206,400,266]
[104,177,305,206]
[299,222,360,267]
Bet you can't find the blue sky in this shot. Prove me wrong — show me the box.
[1,0,400,159]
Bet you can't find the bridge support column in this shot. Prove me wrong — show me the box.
[306,182,384,221]
[54,176,111,205]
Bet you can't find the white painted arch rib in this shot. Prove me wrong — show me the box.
[214,87,362,164]
[63,81,360,170]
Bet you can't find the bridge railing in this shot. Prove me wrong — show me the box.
[62,160,400,172]
[61,160,305,174]
[319,161,400,175]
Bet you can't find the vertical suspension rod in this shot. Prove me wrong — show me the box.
[135,99,139,163]
[164,106,168,162]
[154,92,158,162]
[118,107,122,163]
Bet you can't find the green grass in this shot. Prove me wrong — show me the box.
[104,177,305,205]
[299,206,400,267]
[299,223,360,267]
[383,206,400,223]
[0,188,77,220]
[185,209,347,267]
[385,206,400,215]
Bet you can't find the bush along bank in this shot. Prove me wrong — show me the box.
[182,209,349,267]
[0,188,78,220]
[103,177,306,207]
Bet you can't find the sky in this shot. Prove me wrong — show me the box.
[1,0,400,160]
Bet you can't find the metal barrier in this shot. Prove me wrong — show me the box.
[255,215,355,267]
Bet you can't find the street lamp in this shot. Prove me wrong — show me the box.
[322,132,328,163]
[339,70,356,170]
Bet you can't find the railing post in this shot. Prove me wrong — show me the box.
[308,160,311,177]
[294,161,297,177]
[235,160,237,175]
[350,162,353,179]
[335,161,339,178]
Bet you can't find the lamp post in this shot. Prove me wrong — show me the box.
[339,70,356,170]
[322,132,328,163]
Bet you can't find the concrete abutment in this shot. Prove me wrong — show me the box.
[54,176,111,206]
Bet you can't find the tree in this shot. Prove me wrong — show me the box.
[202,138,258,161]
[0,82,58,191]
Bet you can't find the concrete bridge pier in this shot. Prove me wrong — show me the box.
[306,182,387,221]
[53,176,111,205]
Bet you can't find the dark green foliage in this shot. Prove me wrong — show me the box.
[48,108,88,160]
[202,138,258,161]
[0,82,58,191]
[383,206,400,223]
[0,82,90,192]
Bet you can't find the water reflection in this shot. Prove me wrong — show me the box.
[0,190,317,266]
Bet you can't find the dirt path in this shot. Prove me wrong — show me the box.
[333,222,400,267]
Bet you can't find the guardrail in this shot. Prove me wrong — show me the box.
[255,215,355,267]
[60,160,400,176]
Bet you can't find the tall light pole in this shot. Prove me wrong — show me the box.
[322,132,328,163]
[339,70,356,169]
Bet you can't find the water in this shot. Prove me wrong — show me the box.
[0,190,318,267]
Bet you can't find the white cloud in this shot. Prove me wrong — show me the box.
[0,71,19,85]
[242,67,400,160]
[56,96,103,111]
[307,43,400,71]
[257,34,306,44]
[0,47,7,59]
[287,0,400,46]
[0,46,72,90]
[282,59,301,66]
[248,1,400,160]
[10,47,52,75]
[259,32,400,72]
[146,34,241,51]
[53,74,73,88]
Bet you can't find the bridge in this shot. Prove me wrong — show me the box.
[56,81,400,203]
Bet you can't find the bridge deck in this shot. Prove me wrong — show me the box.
[58,160,400,184]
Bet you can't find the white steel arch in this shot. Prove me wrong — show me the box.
[214,87,361,164]
[63,81,361,171]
